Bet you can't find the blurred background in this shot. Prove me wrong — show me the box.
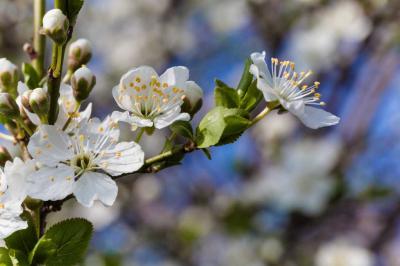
[1,0,400,265]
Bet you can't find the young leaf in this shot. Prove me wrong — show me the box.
[201,148,212,160]
[170,121,194,140]
[196,107,226,148]
[223,114,251,136]
[65,0,84,26]
[29,218,93,266]
[22,63,40,90]
[0,248,12,266]
[5,211,38,255]
[214,87,239,108]
[237,58,253,98]
[239,80,263,112]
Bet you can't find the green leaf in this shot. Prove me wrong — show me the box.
[5,211,38,255]
[196,107,250,148]
[0,248,12,266]
[214,86,239,108]
[195,107,226,148]
[200,148,212,160]
[237,58,253,98]
[30,218,93,266]
[22,63,39,90]
[239,80,263,112]
[170,121,194,140]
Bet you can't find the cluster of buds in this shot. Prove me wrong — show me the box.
[42,9,69,44]
[21,88,50,122]
[71,65,96,102]
[0,58,18,97]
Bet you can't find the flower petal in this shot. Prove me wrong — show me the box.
[28,125,73,166]
[74,172,118,207]
[0,201,27,239]
[112,111,153,128]
[160,66,189,87]
[154,107,190,129]
[4,158,36,201]
[293,105,340,129]
[27,165,75,201]
[96,141,145,176]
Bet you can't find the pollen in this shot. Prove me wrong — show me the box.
[0,203,4,209]
[98,126,104,133]
[46,143,52,149]
[162,83,168,88]
[135,77,141,83]
[129,82,134,87]
[115,151,122,158]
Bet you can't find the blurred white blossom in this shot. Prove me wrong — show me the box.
[315,239,374,266]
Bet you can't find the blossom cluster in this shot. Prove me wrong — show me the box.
[0,7,339,242]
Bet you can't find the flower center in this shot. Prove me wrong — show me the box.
[71,153,93,173]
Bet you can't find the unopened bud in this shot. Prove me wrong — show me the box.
[182,81,203,116]
[0,93,20,119]
[42,9,69,44]
[0,58,18,96]
[0,146,12,167]
[68,39,92,71]
[21,90,33,112]
[71,66,96,102]
[29,88,49,117]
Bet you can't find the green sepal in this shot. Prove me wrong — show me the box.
[29,218,93,266]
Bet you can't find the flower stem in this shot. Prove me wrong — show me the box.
[249,106,271,127]
[135,128,145,143]
[16,118,33,136]
[32,0,46,77]
[62,104,80,131]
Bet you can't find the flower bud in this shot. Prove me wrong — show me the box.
[67,39,92,71]
[0,58,18,96]
[71,66,96,102]
[182,81,203,115]
[21,90,33,112]
[29,88,49,118]
[0,146,12,167]
[0,93,20,119]
[42,9,69,44]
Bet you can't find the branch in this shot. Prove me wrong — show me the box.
[32,0,46,77]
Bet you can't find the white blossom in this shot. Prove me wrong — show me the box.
[250,51,340,129]
[315,239,374,266]
[42,9,69,43]
[112,66,199,129]
[0,158,36,239]
[0,58,18,91]
[27,117,145,207]
[243,138,341,215]
[17,82,92,132]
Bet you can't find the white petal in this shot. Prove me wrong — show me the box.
[250,52,272,81]
[154,107,190,129]
[293,105,340,129]
[74,172,118,207]
[160,66,189,87]
[120,66,159,89]
[96,141,145,176]
[27,165,75,201]
[17,82,29,95]
[28,125,73,166]
[112,85,135,111]
[112,111,153,128]
[58,84,77,114]
[4,158,36,201]
[0,201,27,239]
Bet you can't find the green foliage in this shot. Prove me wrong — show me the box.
[214,84,239,108]
[236,58,253,98]
[30,218,93,266]
[196,107,250,148]
[239,80,263,112]
[65,0,84,25]
[170,121,194,140]
[0,248,12,266]
[360,186,393,201]
[5,212,38,256]
[21,63,40,90]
